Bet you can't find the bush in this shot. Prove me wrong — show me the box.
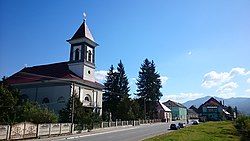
[21,101,58,124]
[234,115,250,139]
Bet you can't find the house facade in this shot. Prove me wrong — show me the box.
[163,100,187,121]
[6,16,104,115]
[198,97,230,121]
[156,102,172,122]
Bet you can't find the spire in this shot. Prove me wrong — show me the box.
[69,12,95,42]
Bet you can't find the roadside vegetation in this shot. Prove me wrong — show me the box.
[144,121,240,141]
[234,115,250,140]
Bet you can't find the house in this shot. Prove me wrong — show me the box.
[5,15,104,115]
[156,102,172,122]
[163,100,187,121]
[198,97,230,121]
[188,105,199,119]
[187,109,199,119]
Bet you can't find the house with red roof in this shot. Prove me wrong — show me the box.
[5,15,104,114]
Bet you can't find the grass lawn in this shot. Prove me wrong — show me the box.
[144,121,240,141]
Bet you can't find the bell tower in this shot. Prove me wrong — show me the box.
[67,13,98,82]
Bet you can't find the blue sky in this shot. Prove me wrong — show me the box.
[0,0,250,103]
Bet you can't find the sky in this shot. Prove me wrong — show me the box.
[0,0,250,103]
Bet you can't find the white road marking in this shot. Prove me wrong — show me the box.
[61,126,139,140]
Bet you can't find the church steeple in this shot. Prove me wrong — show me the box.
[67,13,99,82]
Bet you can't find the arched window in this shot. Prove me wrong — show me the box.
[57,96,65,103]
[42,97,50,104]
[85,97,90,101]
[88,50,92,62]
[84,94,91,102]
[75,48,80,61]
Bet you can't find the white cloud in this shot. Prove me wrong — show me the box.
[160,76,168,85]
[246,89,250,94]
[188,51,192,55]
[161,92,204,103]
[216,82,238,93]
[247,78,250,83]
[202,67,250,88]
[218,92,236,99]
[95,70,108,83]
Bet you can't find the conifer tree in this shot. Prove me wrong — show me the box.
[136,59,162,119]
[102,61,131,120]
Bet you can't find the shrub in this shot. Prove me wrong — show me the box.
[234,115,250,139]
[21,101,58,124]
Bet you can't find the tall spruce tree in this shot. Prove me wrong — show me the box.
[136,59,162,119]
[102,61,131,120]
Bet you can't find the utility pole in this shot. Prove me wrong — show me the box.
[71,83,75,133]
[144,97,146,120]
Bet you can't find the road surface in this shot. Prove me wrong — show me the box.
[54,122,178,141]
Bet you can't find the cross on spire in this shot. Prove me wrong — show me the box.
[83,12,87,22]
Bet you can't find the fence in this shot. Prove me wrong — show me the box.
[0,122,71,140]
[0,119,162,140]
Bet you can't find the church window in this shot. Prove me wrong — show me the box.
[88,50,92,62]
[42,97,50,104]
[84,94,91,102]
[85,97,90,101]
[57,96,65,103]
[75,48,80,61]
[88,70,91,74]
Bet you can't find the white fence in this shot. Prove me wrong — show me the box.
[1,119,161,140]
[1,122,71,140]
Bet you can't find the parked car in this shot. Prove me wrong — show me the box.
[192,120,199,125]
[178,122,186,128]
[170,124,180,130]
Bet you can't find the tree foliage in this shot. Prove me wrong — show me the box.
[0,80,21,124]
[0,79,58,124]
[21,102,58,124]
[103,60,132,121]
[136,59,162,119]
[59,93,101,131]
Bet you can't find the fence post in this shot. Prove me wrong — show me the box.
[7,125,10,140]
[37,124,39,138]
[115,119,117,127]
[49,124,51,136]
[101,122,104,128]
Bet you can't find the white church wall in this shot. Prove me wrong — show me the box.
[83,65,95,82]
[20,88,37,101]
[36,85,71,113]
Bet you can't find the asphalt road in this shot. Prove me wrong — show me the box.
[62,122,177,141]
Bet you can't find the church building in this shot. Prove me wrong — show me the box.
[6,15,104,115]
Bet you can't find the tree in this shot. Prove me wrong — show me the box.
[0,79,21,124]
[102,60,131,120]
[21,101,58,124]
[59,93,92,123]
[0,78,58,124]
[59,93,100,131]
[136,59,162,119]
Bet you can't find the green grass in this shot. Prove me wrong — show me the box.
[144,121,240,141]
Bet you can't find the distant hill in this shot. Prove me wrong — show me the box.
[183,96,250,115]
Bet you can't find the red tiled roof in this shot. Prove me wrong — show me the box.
[6,62,104,90]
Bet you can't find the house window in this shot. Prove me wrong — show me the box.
[75,48,80,61]
[42,97,50,104]
[88,50,92,62]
